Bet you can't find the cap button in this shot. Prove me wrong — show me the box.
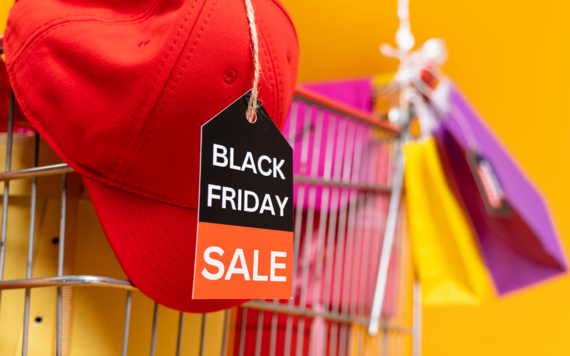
[223,69,237,84]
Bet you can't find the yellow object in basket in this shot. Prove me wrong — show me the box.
[0,135,225,356]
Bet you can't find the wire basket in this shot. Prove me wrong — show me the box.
[0,62,419,355]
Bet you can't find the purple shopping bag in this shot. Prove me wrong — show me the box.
[433,81,567,295]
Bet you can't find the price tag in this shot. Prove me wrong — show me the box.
[192,91,293,300]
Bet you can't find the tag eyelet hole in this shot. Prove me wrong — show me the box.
[246,111,257,124]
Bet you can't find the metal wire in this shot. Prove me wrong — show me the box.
[413,281,422,356]
[269,301,278,356]
[176,312,185,356]
[381,328,389,356]
[122,291,132,356]
[22,131,40,356]
[296,105,317,356]
[220,310,230,356]
[309,110,336,355]
[199,314,207,356]
[150,302,159,356]
[292,90,399,134]
[56,172,67,356]
[333,119,356,356]
[0,163,73,181]
[338,122,361,356]
[255,310,264,356]
[369,140,405,336]
[325,117,347,356]
[0,275,137,290]
[238,308,247,356]
[284,101,306,356]
[0,89,14,313]
[243,301,412,333]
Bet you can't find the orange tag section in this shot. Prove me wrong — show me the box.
[193,222,293,299]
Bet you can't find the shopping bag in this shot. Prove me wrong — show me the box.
[432,81,567,295]
[405,138,490,305]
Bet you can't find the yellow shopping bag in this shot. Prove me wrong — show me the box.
[405,138,490,305]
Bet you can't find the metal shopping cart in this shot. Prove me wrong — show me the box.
[0,44,419,355]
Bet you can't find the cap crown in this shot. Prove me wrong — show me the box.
[5,0,299,208]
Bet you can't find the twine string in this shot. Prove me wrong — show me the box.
[244,0,260,122]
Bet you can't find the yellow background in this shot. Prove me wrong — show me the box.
[276,0,570,355]
[2,0,570,354]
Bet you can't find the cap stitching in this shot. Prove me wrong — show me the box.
[100,178,245,309]
[150,200,197,262]
[124,0,218,179]
[6,0,159,68]
[8,2,161,72]
[256,27,277,118]
[137,194,195,276]
[7,72,196,207]
[104,187,193,298]
[265,0,299,45]
[111,0,200,175]
[123,189,195,280]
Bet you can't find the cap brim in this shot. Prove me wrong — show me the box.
[83,177,248,313]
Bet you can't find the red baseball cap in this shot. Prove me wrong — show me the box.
[4,0,298,312]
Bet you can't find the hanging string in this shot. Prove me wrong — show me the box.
[244,0,261,123]
[396,0,414,51]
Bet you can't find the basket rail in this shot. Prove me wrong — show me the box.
[294,85,399,134]
[0,275,413,335]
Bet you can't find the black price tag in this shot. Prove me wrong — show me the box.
[193,91,293,300]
